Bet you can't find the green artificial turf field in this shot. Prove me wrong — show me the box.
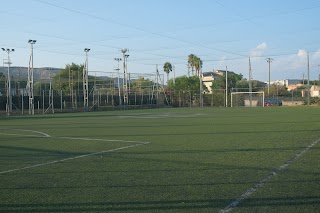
[0,107,319,212]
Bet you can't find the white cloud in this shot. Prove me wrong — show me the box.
[297,49,307,57]
[312,49,320,59]
[250,42,268,57]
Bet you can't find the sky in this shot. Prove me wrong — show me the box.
[1,0,320,82]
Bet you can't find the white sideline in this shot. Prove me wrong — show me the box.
[0,128,151,175]
[219,137,320,213]
[0,133,150,144]
[0,143,148,175]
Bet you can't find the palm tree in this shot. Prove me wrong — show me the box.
[188,54,195,76]
[163,62,173,85]
[194,56,202,77]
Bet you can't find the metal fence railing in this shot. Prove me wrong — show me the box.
[0,87,317,116]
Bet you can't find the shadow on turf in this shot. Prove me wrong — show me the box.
[0,196,319,212]
[0,145,87,159]
[1,144,318,177]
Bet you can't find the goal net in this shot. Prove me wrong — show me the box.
[231,91,265,107]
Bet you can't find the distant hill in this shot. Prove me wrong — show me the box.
[0,66,61,80]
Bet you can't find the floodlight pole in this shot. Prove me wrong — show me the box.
[225,66,228,107]
[114,58,122,106]
[2,48,14,115]
[121,48,128,107]
[199,65,203,107]
[156,65,159,98]
[125,54,129,98]
[318,65,320,86]
[28,39,36,115]
[83,48,90,108]
[266,58,273,96]
[307,51,310,106]
[249,57,253,107]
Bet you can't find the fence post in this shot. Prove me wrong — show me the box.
[21,95,24,115]
[135,91,137,108]
[211,91,214,107]
[60,90,63,112]
[42,90,45,114]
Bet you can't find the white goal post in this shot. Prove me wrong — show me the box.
[231,91,265,107]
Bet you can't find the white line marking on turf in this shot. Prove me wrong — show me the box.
[0,128,151,175]
[0,143,148,175]
[219,137,320,213]
[0,128,50,137]
[54,136,150,144]
[0,133,45,137]
[0,128,149,144]
[117,113,205,119]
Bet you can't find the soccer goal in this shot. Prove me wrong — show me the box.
[231,91,265,107]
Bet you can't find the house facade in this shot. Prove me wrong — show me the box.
[202,70,235,94]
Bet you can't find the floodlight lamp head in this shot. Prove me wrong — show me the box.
[12,49,15,52]
[28,39,36,44]
[1,48,5,51]
[121,48,128,53]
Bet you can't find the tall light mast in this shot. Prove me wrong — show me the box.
[266,58,273,96]
[1,48,14,115]
[28,39,36,115]
[83,48,90,108]
[114,58,122,106]
[121,48,129,106]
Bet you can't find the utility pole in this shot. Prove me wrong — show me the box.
[249,57,253,107]
[266,58,273,96]
[173,65,176,85]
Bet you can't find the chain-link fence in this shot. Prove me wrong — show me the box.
[0,83,317,116]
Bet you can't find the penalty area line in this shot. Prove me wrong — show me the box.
[219,137,320,213]
[0,142,148,175]
[54,136,150,144]
[0,128,51,137]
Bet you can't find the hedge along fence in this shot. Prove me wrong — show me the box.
[165,89,226,107]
